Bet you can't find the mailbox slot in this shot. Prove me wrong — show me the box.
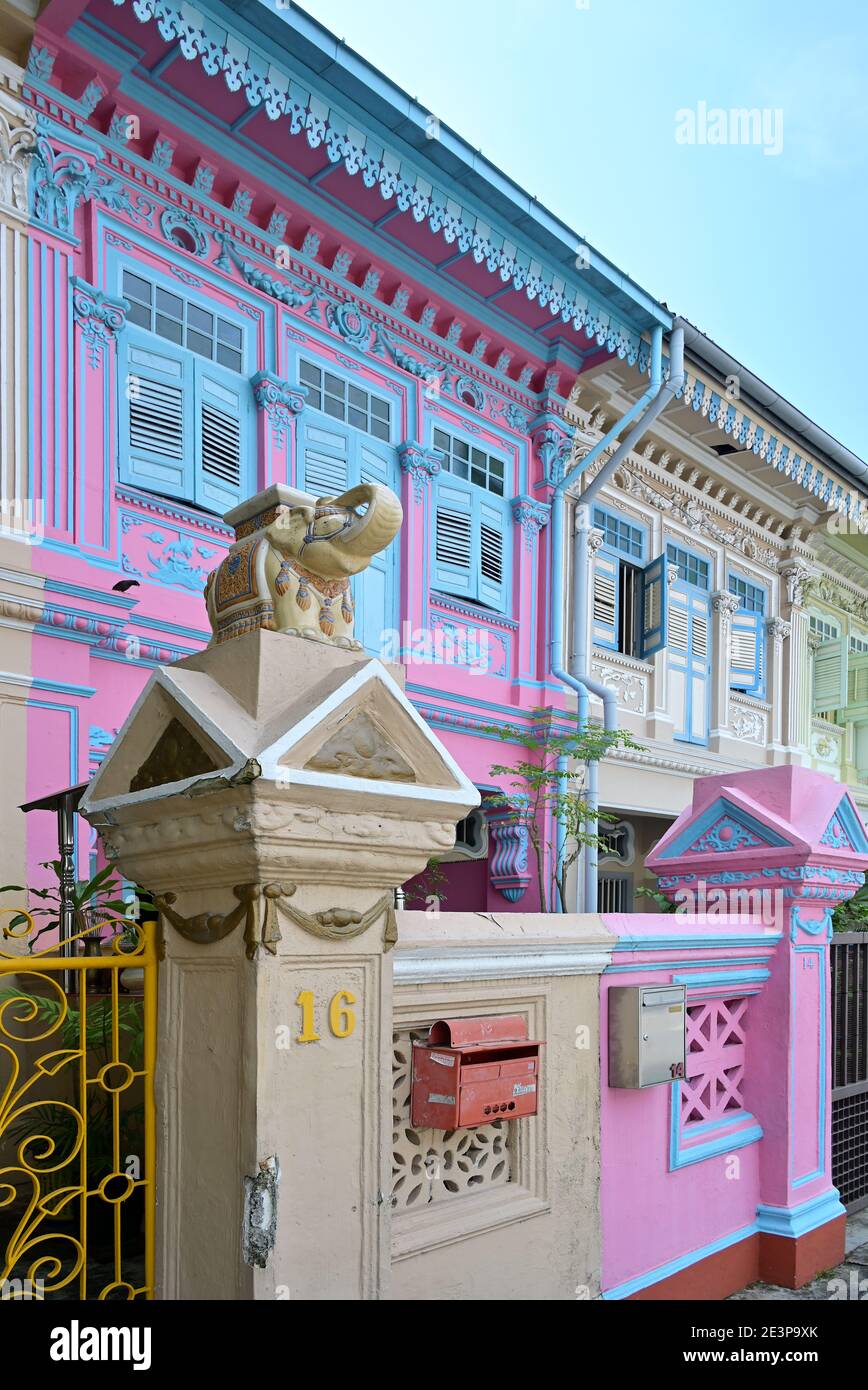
[411,1016,543,1129]
[608,984,686,1089]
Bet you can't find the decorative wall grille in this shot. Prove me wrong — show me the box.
[391,1028,513,1210]
[681,998,747,1129]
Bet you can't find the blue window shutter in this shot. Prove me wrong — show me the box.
[477,493,507,611]
[434,477,473,597]
[641,554,668,656]
[730,610,763,697]
[301,421,350,498]
[354,439,396,655]
[120,335,192,501]
[814,637,847,713]
[687,592,711,743]
[195,360,247,514]
[667,584,691,741]
[592,549,619,650]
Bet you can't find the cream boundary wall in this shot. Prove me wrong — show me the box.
[390,911,611,1300]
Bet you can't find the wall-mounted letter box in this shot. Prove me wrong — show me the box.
[608,985,686,1089]
[411,1015,543,1128]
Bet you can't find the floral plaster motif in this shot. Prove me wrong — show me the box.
[71,278,128,368]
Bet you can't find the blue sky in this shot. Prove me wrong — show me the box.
[297,0,868,458]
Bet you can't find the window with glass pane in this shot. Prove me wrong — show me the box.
[593,506,645,559]
[432,428,506,496]
[728,574,766,613]
[666,543,710,590]
[121,270,243,372]
[298,359,391,442]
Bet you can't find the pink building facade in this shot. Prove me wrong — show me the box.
[17,0,671,908]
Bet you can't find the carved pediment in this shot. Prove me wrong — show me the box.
[303,711,415,783]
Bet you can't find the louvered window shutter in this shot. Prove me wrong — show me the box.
[120,339,191,500]
[730,610,763,696]
[355,440,396,655]
[434,479,473,597]
[814,638,847,713]
[478,495,507,609]
[196,363,246,513]
[301,422,350,498]
[640,554,668,657]
[592,550,619,650]
[848,655,868,708]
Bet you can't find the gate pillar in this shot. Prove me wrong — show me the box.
[80,630,478,1299]
[648,764,868,1287]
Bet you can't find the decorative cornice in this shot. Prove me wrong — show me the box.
[609,460,785,571]
[652,362,868,527]
[70,277,128,368]
[105,0,646,366]
[805,573,868,626]
[398,440,441,501]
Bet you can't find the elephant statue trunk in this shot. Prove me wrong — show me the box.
[204,481,403,649]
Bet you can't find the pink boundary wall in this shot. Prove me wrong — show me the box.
[599,765,866,1299]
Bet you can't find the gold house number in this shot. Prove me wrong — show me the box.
[296,989,357,1043]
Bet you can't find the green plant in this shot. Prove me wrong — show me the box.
[404,857,450,907]
[634,884,679,913]
[487,710,645,912]
[832,882,868,933]
[1,863,152,953]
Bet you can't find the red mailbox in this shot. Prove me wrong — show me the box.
[411,1015,543,1129]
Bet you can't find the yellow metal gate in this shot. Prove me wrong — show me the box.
[0,912,157,1300]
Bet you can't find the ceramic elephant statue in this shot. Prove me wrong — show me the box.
[204,481,403,648]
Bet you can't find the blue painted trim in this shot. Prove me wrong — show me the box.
[0,672,97,698]
[669,1081,763,1170]
[756,1191,845,1239]
[610,933,781,951]
[44,579,137,609]
[602,1223,758,1300]
[671,968,770,987]
[606,957,777,975]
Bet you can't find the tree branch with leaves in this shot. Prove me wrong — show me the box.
[487,710,644,913]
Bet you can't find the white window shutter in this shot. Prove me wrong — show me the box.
[814,638,847,713]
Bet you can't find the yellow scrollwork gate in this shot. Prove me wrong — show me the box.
[0,912,156,1300]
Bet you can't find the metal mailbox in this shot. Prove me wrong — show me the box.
[411,1015,543,1128]
[608,984,686,1088]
